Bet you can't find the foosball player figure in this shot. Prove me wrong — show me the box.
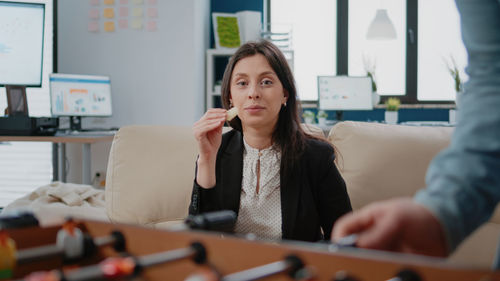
[56,219,84,261]
[0,230,16,279]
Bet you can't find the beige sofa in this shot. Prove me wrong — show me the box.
[104,121,500,268]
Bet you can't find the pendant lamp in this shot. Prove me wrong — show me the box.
[366,9,397,40]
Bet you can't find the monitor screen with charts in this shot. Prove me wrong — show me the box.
[317,76,373,111]
[0,1,45,86]
[50,73,112,117]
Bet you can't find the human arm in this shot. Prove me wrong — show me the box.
[332,198,447,256]
[189,162,222,215]
[193,109,227,188]
[414,0,500,253]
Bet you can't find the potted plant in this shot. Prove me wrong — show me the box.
[317,110,328,126]
[363,53,380,106]
[444,55,463,99]
[384,97,400,124]
[302,110,315,124]
[444,55,462,123]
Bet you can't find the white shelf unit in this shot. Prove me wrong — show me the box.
[205,48,294,110]
[206,49,235,110]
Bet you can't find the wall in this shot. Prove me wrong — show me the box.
[57,0,209,183]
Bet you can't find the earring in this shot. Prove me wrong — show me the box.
[283,102,287,107]
[230,100,233,107]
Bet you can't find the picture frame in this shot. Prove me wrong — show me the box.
[6,85,29,116]
[212,12,242,49]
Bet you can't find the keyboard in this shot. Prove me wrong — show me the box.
[56,130,117,136]
[400,121,455,127]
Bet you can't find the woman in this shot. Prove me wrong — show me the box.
[190,40,351,242]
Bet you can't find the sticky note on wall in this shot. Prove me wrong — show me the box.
[118,7,128,17]
[104,21,115,32]
[90,0,99,6]
[103,8,115,18]
[133,0,143,4]
[119,19,128,29]
[89,9,99,19]
[88,21,99,32]
[147,21,157,31]
[131,19,143,29]
[147,7,157,18]
[133,7,143,17]
[120,0,128,4]
[103,0,115,5]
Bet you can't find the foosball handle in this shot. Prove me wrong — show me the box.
[185,210,237,232]
[82,230,127,259]
[284,255,305,279]
[191,242,207,265]
[110,230,126,252]
[0,211,39,230]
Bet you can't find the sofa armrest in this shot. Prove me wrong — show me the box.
[105,125,197,225]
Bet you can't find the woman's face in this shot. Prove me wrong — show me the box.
[230,54,287,132]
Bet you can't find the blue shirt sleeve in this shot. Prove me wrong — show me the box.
[414,0,500,254]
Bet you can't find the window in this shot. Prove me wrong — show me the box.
[270,0,466,104]
[418,0,467,101]
[270,0,336,101]
[348,0,406,96]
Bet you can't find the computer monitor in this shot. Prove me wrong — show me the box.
[317,76,373,120]
[49,73,113,130]
[0,1,45,87]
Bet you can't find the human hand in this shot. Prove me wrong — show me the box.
[193,108,227,161]
[331,198,448,257]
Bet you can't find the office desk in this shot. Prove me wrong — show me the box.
[0,134,114,185]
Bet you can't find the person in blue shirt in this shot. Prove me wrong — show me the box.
[332,0,500,268]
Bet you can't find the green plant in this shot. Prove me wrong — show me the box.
[367,72,377,92]
[302,110,315,119]
[385,97,401,111]
[317,110,328,119]
[443,55,462,93]
[363,53,377,92]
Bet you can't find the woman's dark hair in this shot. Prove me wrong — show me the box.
[220,40,310,176]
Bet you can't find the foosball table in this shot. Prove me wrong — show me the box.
[1,216,499,281]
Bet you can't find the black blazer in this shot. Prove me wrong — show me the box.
[189,130,352,242]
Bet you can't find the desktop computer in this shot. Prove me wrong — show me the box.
[0,1,45,87]
[0,1,59,136]
[49,73,113,131]
[0,116,58,136]
[317,76,374,120]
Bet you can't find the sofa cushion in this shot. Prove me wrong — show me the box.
[105,125,197,226]
[301,123,326,139]
[328,121,454,210]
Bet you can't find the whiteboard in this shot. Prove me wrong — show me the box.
[318,76,373,110]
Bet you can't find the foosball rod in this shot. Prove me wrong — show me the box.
[19,242,207,281]
[221,255,305,281]
[16,230,125,264]
[167,210,237,232]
